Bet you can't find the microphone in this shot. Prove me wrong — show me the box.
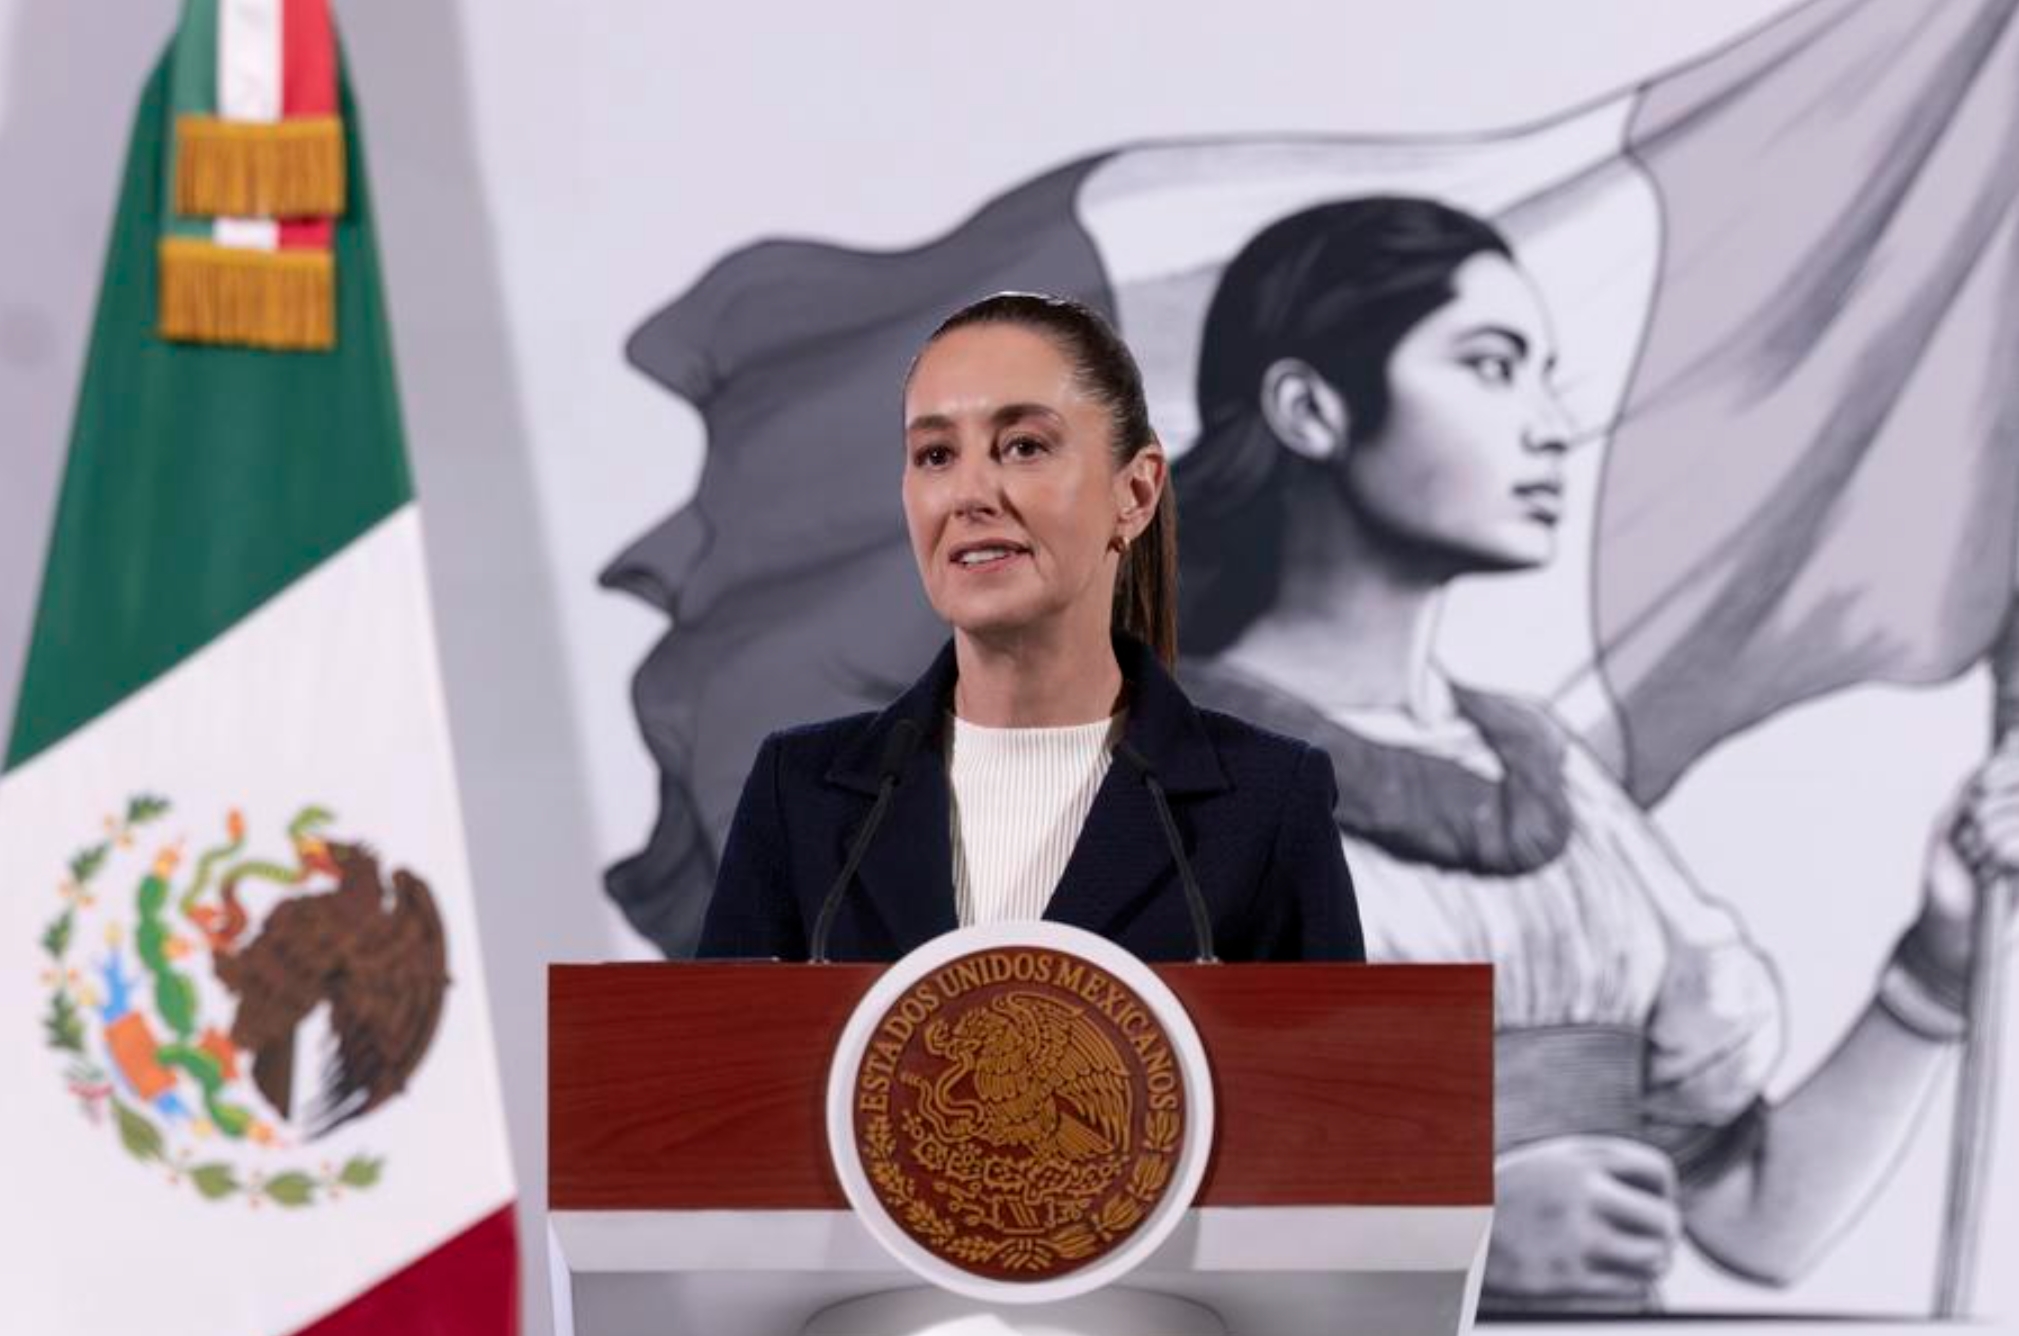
[1114,740,1218,964]
[810,719,922,963]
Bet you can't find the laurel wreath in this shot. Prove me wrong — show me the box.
[38,794,385,1208]
[860,1097,1183,1275]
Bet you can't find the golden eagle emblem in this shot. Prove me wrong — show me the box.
[853,947,1188,1281]
[911,992,1133,1176]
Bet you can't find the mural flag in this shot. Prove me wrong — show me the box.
[0,10,519,1335]
[1581,0,2019,804]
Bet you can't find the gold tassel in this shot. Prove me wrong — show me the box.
[174,115,346,219]
[158,238,335,352]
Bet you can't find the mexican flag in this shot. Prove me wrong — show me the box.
[0,4,519,1334]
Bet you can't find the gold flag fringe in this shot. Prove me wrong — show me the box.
[158,238,335,352]
[174,115,346,219]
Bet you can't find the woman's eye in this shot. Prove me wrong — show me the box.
[1003,436,1049,460]
[913,444,953,468]
[1465,355,1516,386]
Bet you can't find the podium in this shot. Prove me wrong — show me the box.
[549,962,1492,1336]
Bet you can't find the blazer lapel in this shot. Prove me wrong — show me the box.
[850,744,958,952]
[1044,637,1229,939]
[824,640,959,952]
[1042,760,1174,937]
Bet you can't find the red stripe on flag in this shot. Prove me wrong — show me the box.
[288,1204,520,1336]
[281,0,336,242]
[280,219,335,250]
[281,0,337,117]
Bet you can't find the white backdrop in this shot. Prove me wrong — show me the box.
[5,2,2012,1333]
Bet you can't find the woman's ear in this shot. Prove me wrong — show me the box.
[1114,444,1167,544]
[1260,358,1351,462]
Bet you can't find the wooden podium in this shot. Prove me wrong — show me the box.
[549,962,1492,1336]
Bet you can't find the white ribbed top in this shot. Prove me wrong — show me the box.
[946,711,1123,926]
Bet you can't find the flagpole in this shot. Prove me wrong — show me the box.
[1934,606,2019,1318]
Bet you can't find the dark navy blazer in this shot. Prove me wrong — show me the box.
[696,635,1365,963]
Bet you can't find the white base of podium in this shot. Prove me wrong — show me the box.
[802,1287,1225,1336]
[549,1204,1492,1336]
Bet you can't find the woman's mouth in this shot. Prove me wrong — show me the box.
[950,542,1029,572]
[1514,480,1564,525]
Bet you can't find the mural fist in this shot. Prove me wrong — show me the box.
[1485,1135,1683,1302]
[1921,749,2019,981]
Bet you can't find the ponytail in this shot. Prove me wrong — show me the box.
[1114,482,1178,667]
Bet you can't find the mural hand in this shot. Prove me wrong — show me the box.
[1485,1135,1681,1300]
[1922,753,2019,979]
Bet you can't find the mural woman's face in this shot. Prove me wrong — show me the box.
[1344,252,1572,574]
[902,324,1151,643]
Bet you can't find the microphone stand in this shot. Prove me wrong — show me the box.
[1116,740,1218,964]
[810,720,920,964]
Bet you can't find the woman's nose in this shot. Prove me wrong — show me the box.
[949,451,1001,517]
[1523,385,1577,455]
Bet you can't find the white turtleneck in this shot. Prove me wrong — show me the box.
[946,711,1124,926]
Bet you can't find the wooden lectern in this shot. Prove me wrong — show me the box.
[549,962,1491,1336]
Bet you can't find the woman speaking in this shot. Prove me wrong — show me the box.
[696,293,1363,963]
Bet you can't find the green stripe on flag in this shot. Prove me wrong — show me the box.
[167,0,219,120]
[164,0,216,239]
[6,55,412,769]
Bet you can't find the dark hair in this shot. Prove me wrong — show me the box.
[913,292,1178,666]
[1176,197,1512,654]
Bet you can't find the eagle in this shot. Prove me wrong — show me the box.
[212,841,449,1137]
[916,991,1133,1167]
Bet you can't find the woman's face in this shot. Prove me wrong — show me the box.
[1342,251,1573,574]
[902,324,1153,644]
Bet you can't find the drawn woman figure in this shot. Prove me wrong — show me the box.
[1175,196,2019,1312]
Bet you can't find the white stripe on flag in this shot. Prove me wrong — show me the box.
[215,0,283,251]
[213,217,280,250]
[219,0,282,121]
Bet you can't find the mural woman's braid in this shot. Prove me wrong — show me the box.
[919,293,1178,665]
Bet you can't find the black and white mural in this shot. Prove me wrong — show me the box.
[601,0,2019,1317]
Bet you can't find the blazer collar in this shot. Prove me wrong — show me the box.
[822,633,1229,952]
[826,633,1230,797]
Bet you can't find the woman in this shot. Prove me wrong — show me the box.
[1175,197,2019,1310]
[697,292,1364,965]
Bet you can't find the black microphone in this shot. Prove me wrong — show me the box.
[810,719,922,963]
[1114,740,1218,964]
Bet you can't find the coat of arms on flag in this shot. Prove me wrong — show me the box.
[37,795,449,1207]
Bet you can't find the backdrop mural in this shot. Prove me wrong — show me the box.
[603,0,2019,1318]
[7,0,2019,1331]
